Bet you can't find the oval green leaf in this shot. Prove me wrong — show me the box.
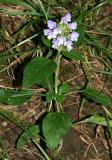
[0,89,32,105]
[75,114,112,127]
[82,88,112,106]
[23,57,57,87]
[62,49,85,61]
[17,125,40,148]
[42,112,72,149]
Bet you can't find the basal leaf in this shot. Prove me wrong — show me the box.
[42,112,72,149]
[23,57,57,87]
[82,88,112,106]
[17,125,39,148]
[0,89,32,105]
[75,114,112,127]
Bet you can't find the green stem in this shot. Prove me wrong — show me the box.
[79,51,91,117]
[79,0,83,21]
[32,139,52,160]
[54,51,62,112]
[25,130,52,160]
[79,80,90,118]
[20,126,51,160]
[55,98,60,112]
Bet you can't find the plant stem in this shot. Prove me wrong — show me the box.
[55,51,61,94]
[54,51,62,112]
[55,98,60,112]
[20,127,51,160]
[79,80,90,118]
[32,139,52,160]
[79,0,83,21]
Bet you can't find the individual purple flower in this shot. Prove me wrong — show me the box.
[69,31,79,41]
[44,29,51,36]
[47,31,56,39]
[64,40,72,46]
[68,22,77,30]
[52,39,60,49]
[47,20,56,29]
[53,27,61,36]
[57,36,66,45]
[60,13,71,24]
[64,40,73,51]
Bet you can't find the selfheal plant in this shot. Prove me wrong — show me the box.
[44,13,79,51]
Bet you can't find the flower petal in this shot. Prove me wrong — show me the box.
[69,32,79,41]
[68,22,77,30]
[48,20,57,29]
[60,13,71,24]
[44,29,51,36]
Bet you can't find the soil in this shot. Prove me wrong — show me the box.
[0,2,112,160]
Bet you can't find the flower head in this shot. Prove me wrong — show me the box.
[44,12,79,52]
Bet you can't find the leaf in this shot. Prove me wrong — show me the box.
[41,35,51,47]
[62,49,85,61]
[55,94,64,103]
[75,114,112,127]
[105,114,112,139]
[58,84,70,94]
[42,112,72,149]
[37,74,54,89]
[0,0,26,6]
[0,89,32,105]
[0,0,36,11]
[46,50,53,58]
[0,10,41,16]
[75,22,85,44]
[46,91,55,102]
[82,88,112,106]
[17,125,40,148]
[46,91,64,103]
[23,57,57,87]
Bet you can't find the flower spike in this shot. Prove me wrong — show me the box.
[44,13,79,52]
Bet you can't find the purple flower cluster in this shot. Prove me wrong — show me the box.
[44,13,79,51]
